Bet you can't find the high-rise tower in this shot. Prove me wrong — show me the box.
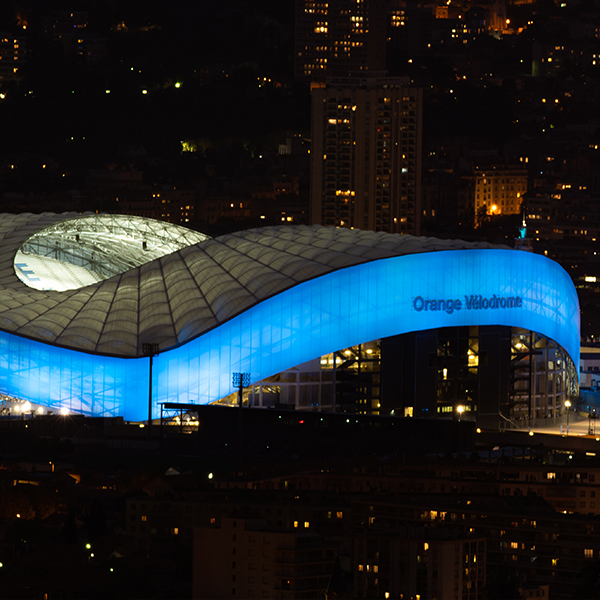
[294,0,386,81]
[310,76,422,235]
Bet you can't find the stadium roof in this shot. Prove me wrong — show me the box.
[0,213,505,358]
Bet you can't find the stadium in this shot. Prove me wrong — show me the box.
[0,213,580,428]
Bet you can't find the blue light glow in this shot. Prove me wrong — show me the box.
[0,249,580,421]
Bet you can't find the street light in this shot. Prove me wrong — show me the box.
[565,400,572,435]
[456,405,465,421]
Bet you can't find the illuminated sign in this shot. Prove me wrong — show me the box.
[413,295,523,314]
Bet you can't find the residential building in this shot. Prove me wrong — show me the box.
[193,517,336,599]
[294,0,386,81]
[353,530,486,600]
[311,76,422,234]
[0,33,25,82]
[470,163,528,225]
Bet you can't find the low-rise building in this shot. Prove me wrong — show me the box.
[193,517,336,600]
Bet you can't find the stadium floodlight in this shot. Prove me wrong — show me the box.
[232,372,251,389]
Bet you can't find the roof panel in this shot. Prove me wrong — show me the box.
[0,216,506,357]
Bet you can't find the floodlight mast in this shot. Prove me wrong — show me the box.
[233,372,251,465]
[232,372,251,407]
[143,343,160,438]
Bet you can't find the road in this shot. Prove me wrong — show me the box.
[513,415,599,438]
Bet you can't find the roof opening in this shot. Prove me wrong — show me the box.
[15,214,209,291]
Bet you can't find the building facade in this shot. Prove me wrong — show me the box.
[353,530,486,600]
[294,0,386,80]
[311,77,422,234]
[193,517,335,599]
[0,33,25,82]
[471,163,528,226]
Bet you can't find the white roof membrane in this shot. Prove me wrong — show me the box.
[0,213,504,357]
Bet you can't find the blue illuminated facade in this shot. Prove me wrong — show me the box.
[0,247,579,422]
